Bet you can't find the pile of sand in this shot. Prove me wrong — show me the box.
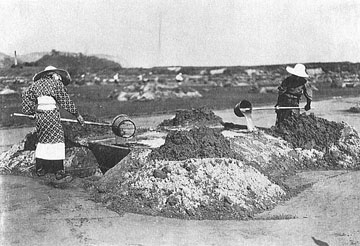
[349,106,360,113]
[3,107,360,220]
[268,113,342,151]
[0,139,35,175]
[150,127,238,161]
[92,112,360,220]
[96,148,286,220]
[159,107,222,127]
[93,126,295,219]
[266,113,360,168]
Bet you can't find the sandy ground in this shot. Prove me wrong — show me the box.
[1,96,360,245]
[1,171,360,246]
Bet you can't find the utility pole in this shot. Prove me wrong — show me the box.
[14,51,18,66]
[157,11,162,66]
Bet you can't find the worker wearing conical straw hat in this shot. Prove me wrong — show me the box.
[275,63,312,126]
[22,66,85,183]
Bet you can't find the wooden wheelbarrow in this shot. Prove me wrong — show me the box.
[234,100,309,132]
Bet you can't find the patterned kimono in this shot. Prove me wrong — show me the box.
[22,76,79,164]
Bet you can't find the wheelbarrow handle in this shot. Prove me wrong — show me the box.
[11,113,111,126]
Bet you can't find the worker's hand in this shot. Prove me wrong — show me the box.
[76,115,85,126]
[274,104,279,112]
[77,138,88,147]
[305,103,311,111]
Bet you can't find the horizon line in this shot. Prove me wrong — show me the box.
[1,50,359,69]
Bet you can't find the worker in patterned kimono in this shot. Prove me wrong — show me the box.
[22,66,84,181]
[275,63,312,126]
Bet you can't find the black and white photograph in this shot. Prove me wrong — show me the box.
[1,0,360,245]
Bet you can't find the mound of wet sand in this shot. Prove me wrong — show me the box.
[266,113,360,168]
[159,106,222,127]
[268,113,343,151]
[349,106,360,113]
[150,127,239,161]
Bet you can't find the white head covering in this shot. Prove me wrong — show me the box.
[33,66,71,85]
[286,64,309,78]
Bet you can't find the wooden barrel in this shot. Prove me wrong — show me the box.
[111,114,136,138]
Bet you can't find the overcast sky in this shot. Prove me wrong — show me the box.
[0,0,359,67]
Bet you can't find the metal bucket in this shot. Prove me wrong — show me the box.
[234,100,252,117]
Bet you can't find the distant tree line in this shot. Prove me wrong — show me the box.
[13,49,122,76]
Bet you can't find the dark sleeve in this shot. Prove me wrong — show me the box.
[278,78,288,95]
[52,80,79,116]
[304,82,313,101]
[21,88,36,115]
